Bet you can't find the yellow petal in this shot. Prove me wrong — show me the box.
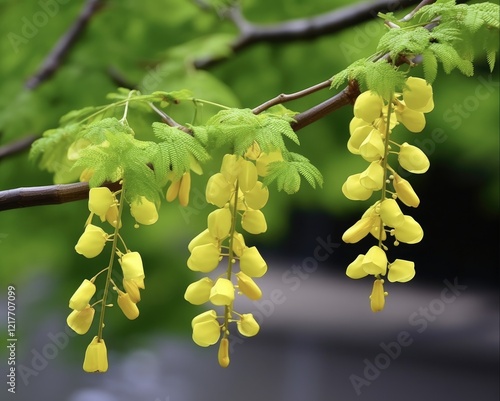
[239,246,267,277]
[359,129,385,162]
[348,125,372,154]
[379,198,405,228]
[188,229,217,252]
[241,210,267,234]
[206,173,232,207]
[166,178,181,202]
[392,173,420,207]
[396,105,426,133]
[192,319,220,347]
[359,162,384,190]
[237,313,260,337]
[117,293,139,320]
[119,251,144,280]
[342,217,374,244]
[75,224,108,258]
[354,91,384,123]
[69,279,96,311]
[236,272,262,300]
[245,141,261,160]
[398,142,430,174]
[237,160,258,193]
[88,187,114,221]
[220,154,242,184]
[231,232,246,257]
[218,337,230,368]
[345,254,368,279]
[207,208,232,239]
[403,77,434,112]
[209,278,235,306]
[67,306,95,335]
[130,196,158,225]
[393,215,423,244]
[105,203,122,228]
[361,246,387,276]
[187,243,221,272]
[342,174,373,201]
[388,259,416,282]
[178,172,191,207]
[244,181,269,210]
[123,278,141,303]
[184,277,214,305]
[83,336,108,373]
[256,150,283,177]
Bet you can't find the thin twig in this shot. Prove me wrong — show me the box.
[252,79,332,114]
[401,0,434,21]
[0,135,38,161]
[148,103,193,134]
[25,0,105,90]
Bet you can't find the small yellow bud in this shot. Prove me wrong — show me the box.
[75,224,109,258]
[123,278,141,303]
[209,278,235,306]
[165,178,181,202]
[187,243,221,272]
[342,217,374,244]
[88,187,115,222]
[231,232,246,257]
[392,173,420,207]
[237,313,260,337]
[354,91,384,123]
[130,196,158,225]
[184,277,214,305]
[117,292,139,320]
[388,259,416,282]
[240,246,267,277]
[69,279,96,311]
[236,272,262,300]
[67,306,95,335]
[218,337,230,368]
[178,171,191,207]
[370,279,387,312]
[241,210,267,234]
[83,336,108,373]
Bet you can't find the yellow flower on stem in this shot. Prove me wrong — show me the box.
[239,246,267,277]
[237,159,258,192]
[75,224,109,258]
[237,313,260,337]
[231,232,246,257]
[395,103,426,133]
[388,259,416,282]
[83,336,108,373]
[187,243,221,273]
[67,306,95,335]
[218,337,230,368]
[209,278,235,306]
[359,129,385,162]
[116,290,139,320]
[184,277,214,305]
[69,279,96,311]
[345,254,368,279]
[379,198,405,228]
[342,174,373,201]
[359,162,384,191]
[236,272,262,300]
[221,154,243,184]
[207,208,232,240]
[166,171,191,207]
[361,246,388,276]
[353,91,384,123]
[88,187,115,222]
[241,210,267,234]
[123,278,141,303]
[244,181,269,210]
[403,77,434,112]
[192,310,221,347]
[393,216,423,244]
[398,142,430,174]
[206,173,233,208]
[370,279,387,312]
[130,196,158,225]
[392,173,420,207]
[188,229,217,252]
[342,217,374,244]
[256,150,283,177]
[119,251,145,281]
[348,125,372,155]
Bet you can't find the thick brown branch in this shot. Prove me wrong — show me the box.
[25,0,105,90]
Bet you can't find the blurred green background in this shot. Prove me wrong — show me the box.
[0,0,498,378]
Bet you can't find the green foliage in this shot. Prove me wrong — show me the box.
[264,152,323,194]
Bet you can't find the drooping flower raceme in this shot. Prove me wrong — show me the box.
[184,145,273,367]
[342,77,433,312]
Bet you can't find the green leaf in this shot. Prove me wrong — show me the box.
[377,27,431,61]
[365,61,407,100]
[422,50,438,84]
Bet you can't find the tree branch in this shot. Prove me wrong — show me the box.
[0,135,38,161]
[195,0,423,69]
[25,0,105,90]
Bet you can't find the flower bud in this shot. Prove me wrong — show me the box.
[236,272,262,300]
[166,178,181,202]
[231,232,246,257]
[117,292,139,320]
[130,196,158,225]
[184,277,214,305]
[245,141,261,160]
[370,279,386,312]
[393,216,423,244]
[206,173,232,207]
[207,208,232,239]
[342,217,374,244]
[67,306,95,335]
[403,77,434,112]
[188,229,216,252]
[69,279,96,311]
[88,187,114,222]
[220,154,242,184]
[123,278,141,303]
[178,172,191,207]
[392,173,420,207]
[342,174,373,201]
[240,246,267,277]
[75,224,109,258]
[354,91,384,123]
[345,254,368,279]
[379,198,405,228]
[209,278,235,306]
[105,203,122,228]
[119,251,144,280]
[398,142,430,174]
[238,160,258,193]
[361,246,387,276]
[348,125,372,154]
[241,210,267,234]
[388,259,416,282]
[237,313,260,337]
[218,337,230,368]
[359,162,384,190]
[187,243,221,272]
[256,150,283,177]
[359,129,385,162]
[83,336,108,373]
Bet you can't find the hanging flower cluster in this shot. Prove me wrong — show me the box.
[185,144,278,367]
[342,77,433,312]
[70,185,157,372]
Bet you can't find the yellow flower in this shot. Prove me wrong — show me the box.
[398,142,430,174]
[130,196,158,225]
[117,291,140,320]
[345,254,368,279]
[244,181,269,210]
[354,91,384,123]
[231,232,246,257]
[236,272,262,300]
[123,278,141,303]
[370,279,387,312]
[359,129,385,162]
[347,125,372,154]
[75,224,109,258]
[188,229,217,252]
[393,216,423,244]
[403,77,434,112]
[342,174,373,201]
[392,173,420,207]
[105,203,122,228]
[218,337,230,368]
[237,313,260,337]
[119,251,145,280]
[388,259,416,282]
[221,154,243,184]
[241,210,267,234]
[256,150,283,177]
[166,171,191,207]
[342,217,374,244]
[67,306,95,335]
[88,187,115,222]
[361,246,387,276]
[206,173,233,208]
[187,243,221,272]
[238,159,258,192]
[192,310,221,347]
[239,246,267,277]
[379,199,405,228]
[83,336,108,373]
[209,278,235,306]
[395,104,426,133]
[207,208,232,240]
[69,279,96,311]
[359,162,384,191]
[184,277,214,305]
